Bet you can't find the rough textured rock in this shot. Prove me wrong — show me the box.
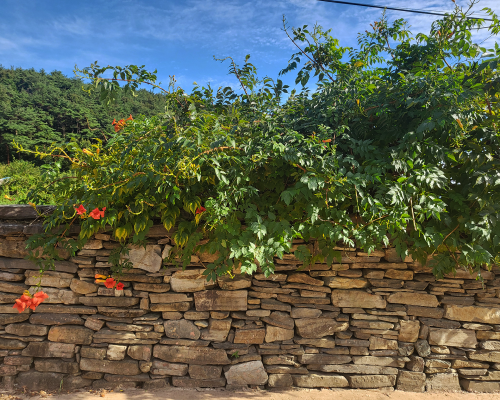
[398,320,420,343]
[444,304,500,324]
[428,328,478,348]
[123,244,162,273]
[295,318,348,338]
[16,371,65,391]
[387,292,439,307]
[292,374,349,388]
[70,279,98,294]
[265,325,294,342]
[331,290,386,308]
[22,342,75,358]
[268,373,293,388]
[48,325,93,345]
[397,371,426,392]
[5,323,48,336]
[349,374,396,388]
[151,360,188,376]
[170,270,216,292]
[80,358,141,375]
[200,318,231,342]
[194,290,247,311]
[425,372,461,392]
[189,365,222,380]
[225,361,268,385]
[234,328,266,344]
[153,345,230,365]
[164,320,201,340]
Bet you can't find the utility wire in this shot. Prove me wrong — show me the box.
[317,0,493,21]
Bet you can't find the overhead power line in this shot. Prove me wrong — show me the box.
[317,0,493,21]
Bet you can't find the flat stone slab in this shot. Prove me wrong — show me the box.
[153,345,230,365]
[194,290,247,311]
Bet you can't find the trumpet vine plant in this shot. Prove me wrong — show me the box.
[12,1,500,309]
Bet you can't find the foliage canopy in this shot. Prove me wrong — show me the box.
[20,1,500,282]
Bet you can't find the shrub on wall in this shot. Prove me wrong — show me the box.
[13,2,500,300]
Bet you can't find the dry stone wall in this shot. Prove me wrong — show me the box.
[1,206,500,393]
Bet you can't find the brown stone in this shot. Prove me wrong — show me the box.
[425,372,461,391]
[461,380,500,393]
[397,371,425,392]
[217,275,252,290]
[268,373,293,388]
[387,292,439,307]
[352,356,406,368]
[35,359,79,374]
[468,350,500,362]
[398,320,420,343]
[151,360,188,376]
[295,318,348,338]
[48,325,93,345]
[385,269,413,280]
[79,296,139,307]
[34,304,96,314]
[323,277,369,289]
[200,318,231,342]
[80,358,140,375]
[429,328,477,348]
[0,338,26,350]
[331,290,386,309]
[290,308,322,318]
[369,337,398,350]
[189,364,222,380]
[225,361,268,385]
[171,377,226,388]
[262,311,294,330]
[298,354,351,364]
[107,344,127,360]
[0,313,30,325]
[407,305,444,319]
[164,320,201,340]
[170,269,216,292]
[123,244,162,273]
[234,328,265,344]
[260,298,291,312]
[349,374,396,388]
[29,313,84,326]
[133,283,170,292]
[407,355,425,372]
[70,279,98,295]
[5,323,48,336]
[276,294,330,305]
[151,302,191,312]
[292,374,349,388]
[22,342,75,358]
[0,281,28,294]
[294,337,337,348]
[444,304,500,324]
[287,273,323,286]
[194,290,247,311]
[127,345,152,361]
[15,371,65,391]
[153,345,230,365]
[81,347,107,359]
[97,307,147,318]
[265,326,294,342]
[149,293,192,303]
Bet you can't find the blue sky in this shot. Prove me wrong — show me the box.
[1,0,499,93]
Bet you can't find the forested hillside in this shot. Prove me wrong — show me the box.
[0,66,167,163]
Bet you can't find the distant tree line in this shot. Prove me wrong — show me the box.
[0,66,167,164]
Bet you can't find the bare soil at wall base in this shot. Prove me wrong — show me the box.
[3,388,500,400]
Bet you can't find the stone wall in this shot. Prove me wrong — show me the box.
[1,206,500,393]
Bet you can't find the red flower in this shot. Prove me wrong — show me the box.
[105,277,116,289]
[126,114,133,121]
[116,282,124,291]
[75,205,86,215]
[89,207,105,220]
[195,206,206,214]
[13,291,48,313]
[13,299,26,313]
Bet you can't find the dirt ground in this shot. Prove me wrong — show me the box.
[2,388,500,400]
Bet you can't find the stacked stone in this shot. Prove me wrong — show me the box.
[1,213,500,393]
